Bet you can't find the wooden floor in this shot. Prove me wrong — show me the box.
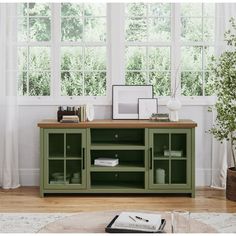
[0,187,236,213]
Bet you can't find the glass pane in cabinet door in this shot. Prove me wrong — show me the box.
[153,160,169,184]
[171,134,186,158]
[66,133,82,157]
[153,134,169,157]
[66,160,82,184]
[49,160,65,184]
[171,160,187,184]
[49,134,64,158]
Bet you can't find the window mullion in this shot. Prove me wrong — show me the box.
[109,3,125,85]
[171,3,181,97]
[51,3,61,97]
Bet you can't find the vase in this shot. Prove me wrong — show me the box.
[167,97,182,122]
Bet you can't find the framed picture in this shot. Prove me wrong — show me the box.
[112,85,153,119]
[138,98,158,120]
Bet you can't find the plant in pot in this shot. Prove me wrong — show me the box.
[209,17,236,201]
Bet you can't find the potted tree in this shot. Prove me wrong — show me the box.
[209,18,236,201]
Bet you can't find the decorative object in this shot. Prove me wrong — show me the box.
[209,18,236,201]
[86,104,95,121]
[138,98,158,120]
[150,113,169,122]
[112,85,153,119]
[167,97,182,122]
[155,168,165,184]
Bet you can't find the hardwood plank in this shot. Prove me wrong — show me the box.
[37,119,197,128]
[0,187,235,213]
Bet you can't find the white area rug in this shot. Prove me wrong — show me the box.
[0,213,236,233]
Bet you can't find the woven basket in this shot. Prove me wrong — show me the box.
[226,167,236,201]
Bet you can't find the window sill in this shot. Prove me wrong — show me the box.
[17,96,217,106]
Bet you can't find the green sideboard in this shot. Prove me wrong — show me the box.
[38,119,197,197]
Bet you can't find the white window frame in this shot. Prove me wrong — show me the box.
[17,3,216,106]
[18,3,111,106]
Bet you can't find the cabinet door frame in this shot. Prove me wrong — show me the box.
[148,128,192,190]
[44,128,86,190]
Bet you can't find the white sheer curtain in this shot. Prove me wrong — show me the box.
[0,3,20,189]
[211,3,236,188]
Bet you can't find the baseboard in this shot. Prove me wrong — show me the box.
[19,169,40,186]
[19,168,212,187]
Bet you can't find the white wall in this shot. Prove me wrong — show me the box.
[18,105,213,186]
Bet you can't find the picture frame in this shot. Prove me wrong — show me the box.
[112,85,153,119]
[138,98,158,120]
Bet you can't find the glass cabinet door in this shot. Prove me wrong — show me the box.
[44,129,86,189]
[149,129,191,189]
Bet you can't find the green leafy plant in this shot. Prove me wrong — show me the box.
[209,17,236,170]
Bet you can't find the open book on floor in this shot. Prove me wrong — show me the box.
[105,212,165,233]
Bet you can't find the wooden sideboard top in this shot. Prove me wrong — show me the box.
[38,119,197,128]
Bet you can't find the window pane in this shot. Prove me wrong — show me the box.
[149,3,171,17]
[203,18,214,42]
[181,46,202,71]
[28,3,51,16]
[181,3,202,17]
[18,47,27,71]
[61,3,82,16]
[29,17,51,41]
[149,72,171,96]
[61,47,83,71]
[126,18,147,42]
[61,71,83,96]
[126,47,146,70]
[84,4,106,16]
[84,47,106,70]
[181,72,203,96]
[126,71,146,85]
[204,46,214,70]
[203,3,215,17]
[126,3,147,17]
[149,18,171,41]
[18,18,27,41]
[28,71,50,96]
[149,47,170,70]
[84,17,106,42]
[84,72,106,96]
[17,3,28,16]
[29,47,50,70]
[18,71,27,96]
[205,71,214,96]
[181,18,202,41]
[61,17,83,41]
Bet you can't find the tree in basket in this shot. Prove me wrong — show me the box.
[209,18,236,201]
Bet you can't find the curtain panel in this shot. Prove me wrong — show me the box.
[0,3,20,189]
[211,3,236,188]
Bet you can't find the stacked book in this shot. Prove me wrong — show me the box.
[150,113,169,122]
[94,158,119,167]
[60,115,79,123]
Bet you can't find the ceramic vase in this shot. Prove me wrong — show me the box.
[167,97,182,122]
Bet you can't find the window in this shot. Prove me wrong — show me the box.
[17,3,107,98]
[16,3,216,104]
[180,3,215,96]
[17,3,51,96]
[125,3,171,96]
[60,3,106,96]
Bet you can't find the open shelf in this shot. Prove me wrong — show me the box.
[90,172,145,189]
[90,143,145,150]
[90,164,145,172]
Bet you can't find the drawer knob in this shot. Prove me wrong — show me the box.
[114,134,119,139]
[67,145,70,149]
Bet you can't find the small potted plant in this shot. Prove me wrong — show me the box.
[209,18,236,201]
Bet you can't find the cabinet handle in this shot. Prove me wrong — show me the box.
[82,148,85,169]
[149,147,153,170]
